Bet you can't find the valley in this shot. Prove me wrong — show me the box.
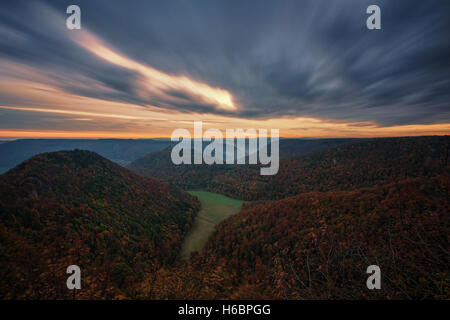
[0,136,448,299]
[180,191,244,259]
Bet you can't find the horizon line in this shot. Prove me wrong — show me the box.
[1,134,449,141]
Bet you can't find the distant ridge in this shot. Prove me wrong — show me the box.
[128,136,450,200]
[0,138,171,174]
[127,138,359,191]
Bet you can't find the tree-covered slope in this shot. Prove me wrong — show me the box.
[0,138,171,173]
[209,136,450,200]
[0,150,199,299]
[129,136,449,201]
[147,174,449,299]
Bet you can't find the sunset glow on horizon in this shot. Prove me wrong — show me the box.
[1,1,449,140]
[1,103,449,140]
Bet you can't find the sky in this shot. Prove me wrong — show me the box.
[0,0,449,138]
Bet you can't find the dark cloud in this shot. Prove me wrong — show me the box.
[0,0,449,126]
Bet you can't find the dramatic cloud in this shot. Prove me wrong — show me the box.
[0,0,449,130]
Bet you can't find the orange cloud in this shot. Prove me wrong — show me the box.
[75,33,237,112]
[1,33,449,140]
[1,102,450,139]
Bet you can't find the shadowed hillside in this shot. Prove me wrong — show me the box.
[0,150,199,299]
[0,139,171,173]
[144,175,449,299]
[127,138,359,191]
[1,137,448,300]
[209,136,450,200]
[129,136,450,200]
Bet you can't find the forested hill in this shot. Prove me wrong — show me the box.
[128,136,450,200]
[1,137,448,299]
[127,138,359,190]
[146,174,449,299]
[209,136,450,200]
[0,138,171,173]
[0,150,199,299]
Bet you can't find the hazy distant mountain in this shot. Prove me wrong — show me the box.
[0,139,171,174]
[278,138,362,158]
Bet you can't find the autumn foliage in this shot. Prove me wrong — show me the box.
[0,150,199,299]
[1,136,449,299]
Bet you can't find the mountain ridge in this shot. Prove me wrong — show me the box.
[128,136,450,200]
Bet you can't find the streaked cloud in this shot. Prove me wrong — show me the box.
[0,0,449,137]
[76,34,237,111]
[0,106,166,121]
